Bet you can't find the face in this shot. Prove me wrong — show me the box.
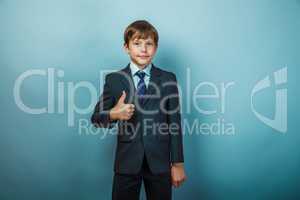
[124,36,157,69]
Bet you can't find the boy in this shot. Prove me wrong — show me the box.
[91,20,186,200]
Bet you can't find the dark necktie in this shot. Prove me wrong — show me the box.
[135,71,147,105]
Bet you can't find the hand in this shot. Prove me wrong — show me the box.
[109,91,135,121]
[171,163,187,188]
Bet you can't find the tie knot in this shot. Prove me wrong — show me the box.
[135,71,146,80]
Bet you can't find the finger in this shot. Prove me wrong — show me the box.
[117,91,126,104]
[126,108,134,114]
[125,104,134,110]
[126,112,132,117]
[123,115,130,120]
[174,181,179,188]
[171,180,176,187]
[126,114,133,120]
[171,179,177,187]
[179,177,186,185]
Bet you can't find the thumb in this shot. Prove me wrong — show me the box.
[117,90,126,104]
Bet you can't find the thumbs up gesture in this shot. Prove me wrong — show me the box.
[109,91,135,121]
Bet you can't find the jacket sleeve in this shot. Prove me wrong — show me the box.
[167,73,184,163]
[91,74,117,128]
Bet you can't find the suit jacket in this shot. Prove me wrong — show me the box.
[91,63,184,174]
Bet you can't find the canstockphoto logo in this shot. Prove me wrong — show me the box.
[251,67,287,133]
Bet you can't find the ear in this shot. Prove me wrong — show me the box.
[123,43,129,54]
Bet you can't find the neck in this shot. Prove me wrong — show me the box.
[132,61,149,70]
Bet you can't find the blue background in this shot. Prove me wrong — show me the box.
[1,0,299,199]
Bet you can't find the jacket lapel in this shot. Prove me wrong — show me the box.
[143,64,162,107]
[120,64,136,103]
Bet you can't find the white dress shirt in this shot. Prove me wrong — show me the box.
[129,61,152,89]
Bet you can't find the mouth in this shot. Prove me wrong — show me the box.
[138,55,150,59]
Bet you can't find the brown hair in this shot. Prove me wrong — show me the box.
[124,20,159,47]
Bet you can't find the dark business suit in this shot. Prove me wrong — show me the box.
[91,63,184,200]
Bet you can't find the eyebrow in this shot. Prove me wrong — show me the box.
[133,38,154,42]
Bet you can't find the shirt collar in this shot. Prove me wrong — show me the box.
[130,61,152,77]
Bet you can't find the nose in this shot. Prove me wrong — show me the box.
[140,44,146,52]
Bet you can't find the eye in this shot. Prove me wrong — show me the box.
[133,42,140,45]
[146,42,154,46]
